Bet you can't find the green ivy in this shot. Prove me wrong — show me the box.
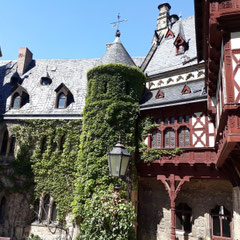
[12,120,81,221]
[138,117,183,162]
[73,63,146,240]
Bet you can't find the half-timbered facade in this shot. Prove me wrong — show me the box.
[195,1,240,239]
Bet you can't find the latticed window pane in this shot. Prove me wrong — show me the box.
[157,130,161,148]
[185,129,190,146]
[170,130,175,147]
[179,130,184,147]
[152,130,161,148]
[165,130,170,147]
[152,130,157,148]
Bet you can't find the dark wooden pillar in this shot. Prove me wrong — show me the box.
[157,174,191,240]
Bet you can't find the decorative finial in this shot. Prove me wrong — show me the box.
[110,13,128,37]
[179,12,182,20]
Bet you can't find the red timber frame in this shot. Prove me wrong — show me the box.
[195,0,240,186]
[138,102,225,239]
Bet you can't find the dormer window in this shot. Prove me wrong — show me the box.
[57,93,66,109]
[165,29,175,39]
[12,93,21,109]
[155,90,164,99]
[10,85,29,109]
[181,85,191,95]
[174,35,188,55]
[41,77,52,86]
[55,83,74,109]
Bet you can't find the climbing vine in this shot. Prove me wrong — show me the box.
[138,117,183,162]
[12,119,81,221]
[73,63,146,240]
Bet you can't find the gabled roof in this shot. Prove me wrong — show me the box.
[101,36,136,66]
[143,16,198,76]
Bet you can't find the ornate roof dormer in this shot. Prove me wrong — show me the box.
[174,17,188,55]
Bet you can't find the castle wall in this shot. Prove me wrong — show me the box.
[138,178,232,240]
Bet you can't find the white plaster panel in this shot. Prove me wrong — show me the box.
[192,135,197,145]
[234,86,239,102]
[144,137,148,146]
[195,122,203,129]
[232,59,237,70]
[195,142,204,147]
[194,130,203,137]
[222,62,227,104]
[200,115,205,124]
[209,123,214,134]
[209,136,215,147]
[201,133,206,144]
[192,116,197,126]
[231,32,240,49]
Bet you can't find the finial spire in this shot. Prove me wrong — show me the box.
[111,13,128,37]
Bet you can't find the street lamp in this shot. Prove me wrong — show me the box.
[107,140,131,177]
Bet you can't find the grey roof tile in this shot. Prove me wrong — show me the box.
[100,37,136,66]
[140,79,207,109]
[145,16,198,75]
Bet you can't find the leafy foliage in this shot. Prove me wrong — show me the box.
[13,120,81,221]
[73,63,145,239]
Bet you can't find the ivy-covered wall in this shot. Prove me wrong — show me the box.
[73,63,146,240]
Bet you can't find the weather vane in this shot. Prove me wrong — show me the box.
[110,13,128,37]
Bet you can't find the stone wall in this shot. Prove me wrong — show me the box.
[138,178,232,240]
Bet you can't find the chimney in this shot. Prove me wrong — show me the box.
[169,14,179,26]
[17,47,33,75]
[157,3,171,31]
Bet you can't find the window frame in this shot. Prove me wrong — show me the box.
[176,203,192,233]
[164,128,175,148]
[178,126,190,148]
[57,92,67,109]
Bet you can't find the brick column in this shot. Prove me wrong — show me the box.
[233,186,240,240]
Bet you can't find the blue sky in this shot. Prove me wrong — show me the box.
[0,0,194,60]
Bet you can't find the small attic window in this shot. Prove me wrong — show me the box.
[55,83,74,109]
[165,29,175,39]
[182,85,191,95]
[40,77,52,86]
[155,90,164,99]
[10,85,29,109]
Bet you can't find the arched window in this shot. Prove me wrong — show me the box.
[165,128,175,148]
[179,127,190,147]
[12,93,21,109]
[42,194,50,221]
[1,130,8,155]
[51,202,57,222]
[176,203,192,232]
[0,197,6,224]
[57,93,66,109]
[152,130,161,148]
[211,205,231,238]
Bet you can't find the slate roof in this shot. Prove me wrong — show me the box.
[101,36,136,66]
[140,79,207,110]
[0,59,98,119]
[144,16,198,76]
[0,55,143,119]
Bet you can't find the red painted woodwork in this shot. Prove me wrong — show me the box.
[155,89,164,99]
[165,29,175,39]
[157,174,190,240]
[181,85,191,95]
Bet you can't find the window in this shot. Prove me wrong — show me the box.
[179,127,190,147]
[12,93,21,109]
[165,128,175,148]
[42,194,50,221]
[181,85,191,95]
[164,117,169,125]
[178,45,184,54]
[185,115,190,123]
[51,202,57,222]
[9,136,16,155]
[178,116,183,123]
[41,137,47,153]
[170,117,175,124]
[1,130,8,155]
[32,199,40,222]
[59,135,65,151]
[152,130,161,148]
[176,203,192,232]
[156,119,161,124]
[155,90,164,99]
[57,93,66,109]
[211,206,231,238]
[41,77,52,86]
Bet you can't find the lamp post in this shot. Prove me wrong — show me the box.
[107,140,130,178]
